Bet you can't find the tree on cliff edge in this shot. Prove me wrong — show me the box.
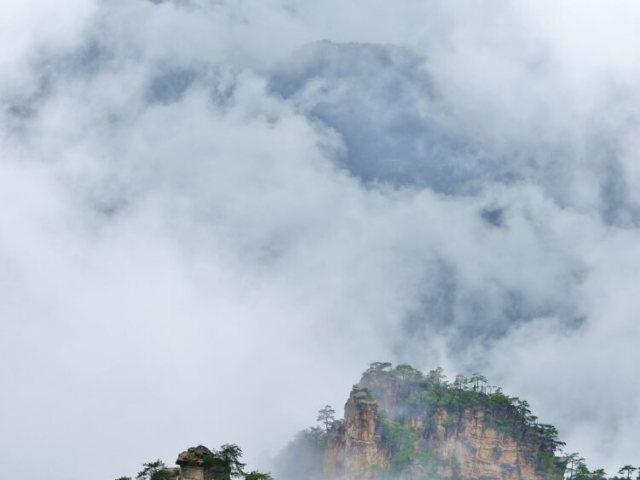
[245,471,274,480]
[136,461,174,480]
[317,405,336,432]
[619,465,638,480]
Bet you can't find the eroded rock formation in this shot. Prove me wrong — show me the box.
[324,376,566,480]
[425,409,559,480]
[324,387,388,479]
[176,446,230,480]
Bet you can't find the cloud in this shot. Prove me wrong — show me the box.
[2,1,640,478]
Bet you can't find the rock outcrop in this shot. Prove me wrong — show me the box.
[176,445,230,480]
[325,386,388,479]
[425,409,560,480]
[323,369,566,480]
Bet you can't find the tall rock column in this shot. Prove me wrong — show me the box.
[324,386,388,480]
[176,446,230,480]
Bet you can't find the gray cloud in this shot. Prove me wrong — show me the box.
[1,1,640,478]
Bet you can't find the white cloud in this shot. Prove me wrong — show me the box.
[2,1,640,478]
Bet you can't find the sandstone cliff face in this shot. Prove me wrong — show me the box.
[324,386,388,480]
[324,383,563,480]
[426,409,550,480]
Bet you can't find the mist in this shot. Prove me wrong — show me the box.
[1,1,640,478]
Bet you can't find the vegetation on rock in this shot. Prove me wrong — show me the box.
[115,444,273,480]
[136,460,179,480]
[116,363,639,480]
[279,362,639,480]
[358,362,640,480]
[356,362,565,479]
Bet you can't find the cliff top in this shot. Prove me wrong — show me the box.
[357,362,565,454]
[176,445,216,466]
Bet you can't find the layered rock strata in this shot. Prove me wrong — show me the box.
[324,385,564,480]
[325,387,388,479]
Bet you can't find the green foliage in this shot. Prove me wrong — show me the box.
[619,466,638,480]
[361,362,570,479]
[469,372,488,392]
[491,446,503,460]
[367,362,393,374]
[424,366,447,388]
[378,416,436,478]
[317,405,336,432]
[565,453,586,480]
[136,461,174,480]
[362,387,375,401]
[453,374,469,390]
[217,444,246,478]
[123,445,271,480]
[591,468,608,480]
[393,364,424,382]
[574,462,593,480]
[536,423,566,450]
[563,460,613,480]
[441,414,454,434]
[362,362,639,480]
[205,444,273,480]
[244,471,274,480]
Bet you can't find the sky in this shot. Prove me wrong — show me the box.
[1,1,640,478]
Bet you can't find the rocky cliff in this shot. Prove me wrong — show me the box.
[424,408,558,480]
[324,387,388,479]
[323,365,566,480]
